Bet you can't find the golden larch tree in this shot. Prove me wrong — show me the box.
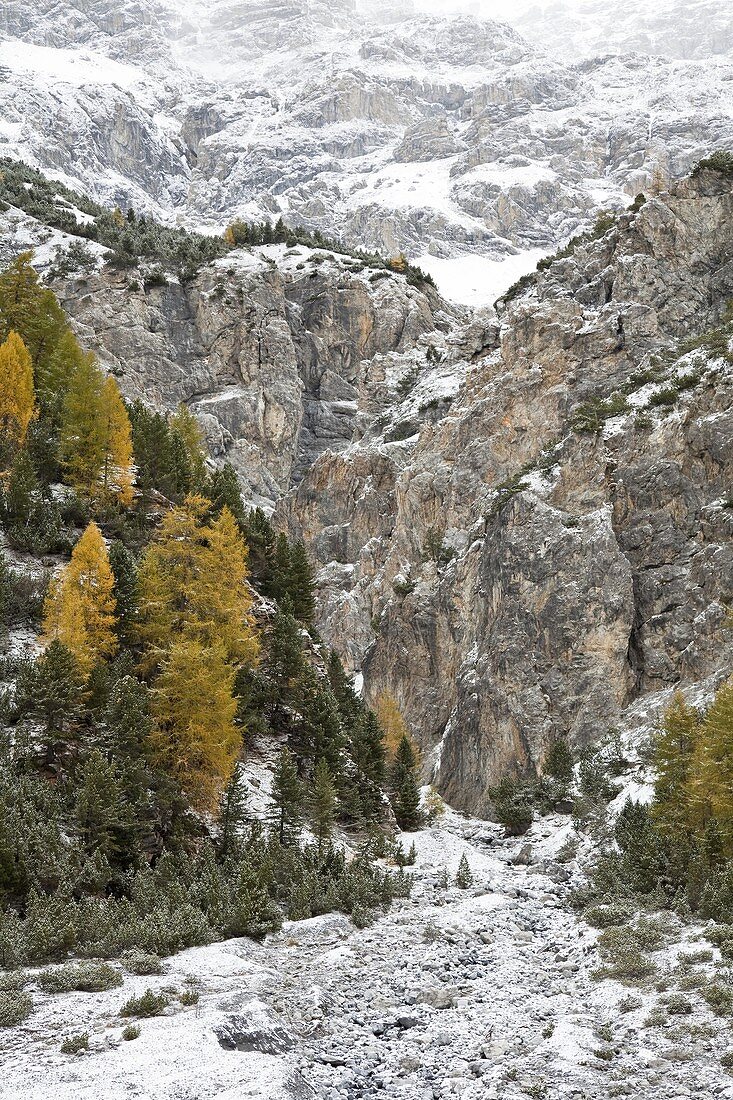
[42,521,118,673]
[99,376,134,506]
[0,331,35,457]
[151,637,240,811]
[0,252,67,379]
[375,690,420,762]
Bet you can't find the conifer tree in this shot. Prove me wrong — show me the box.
[152,638,240,811]
[99,376,134,505]
[544,736,573,784]
[108,541,138,643]
[206,463,245,524]
[2,448,39,524]
[455,853,473,889]
[390,734,421,831]
[59,347,104,495]
[288,541,316,625]
[36,329,85,421]
[291,671,344,776]
[690,681,733,848]
[170,405,207,491]
[23,640,86,739]
[270,747,303,846]
[0,252,67,379]
[266,609,305,695]
[74,749,127,862]
[653,692,699,837]
[216,763,248,862]
[0,331,35,461]
[376,691,415,761]
[311,758,337,850]
[42,522,118,674]
[137,497,258,669]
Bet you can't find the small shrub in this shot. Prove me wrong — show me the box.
[585,904,633,929]
[350,905,374,930]
[455,853,474,890]
[0,971,27,991]
[61,1032,89,1054]
[179,989,199,1007]
[702,981,733,1017]
[643,1007,668,1027]
[122,1023,141,1041]
[648,386,678,408]
[618,994,642,1013]
[39,962,122,994]
[663,993,693,1015]
[721,1050,733,1070]
[120,988,169,1018]
[692,151,733,178]
[0,989,32,1026]
[121,951,164,976]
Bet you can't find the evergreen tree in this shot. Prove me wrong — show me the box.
[544,736,573,784]
[74,749,127,863]
[270,747,303,845]
[266,609,305,695]
[310,758,337,850]
[242,507,276,587]
[42,521,118,673]
[108,540,138,643]
[290,671,344,777]
[390,735,421,831]
[216,763,248,862]
[288,541,316,625]
[2,448,38,524]
[151,638,240,811]
[0,331,35,461]
[21,640,86,739]
[0,553,12,634]
[37,329,85,422]
[205,463,245,523]
[690,681,733,850]
[349,710,387,821]
[455,853,473,889]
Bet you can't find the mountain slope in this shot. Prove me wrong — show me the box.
[2,0,733,304]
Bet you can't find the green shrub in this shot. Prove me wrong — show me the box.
[0,971,27,991]
[662,993,693,1015]
[120,951,164,976]
[584,904,633,929]
[179,989,199,1006]
[702,980,733,1017]
[0,989,32,1026]
[122,1023,141,1040]
[61,1032,89,1054]
[692,151,733,178]
[120,988,169,1018]
[38,962,123,994]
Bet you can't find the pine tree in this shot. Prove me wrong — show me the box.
[205,463,245,524]
[390,734,421,831]
[0,331,35,461]
[266,609,306,695]
[42,522,118,674]
[2,448,39,524]
[108,541,138,642]
[349,710,387,821]
[270,747,303,845]
[0,553,12,634]
[291,671,344,776]
[310,757,337,850]
[455,853,473,889]
[151,638,240,811]
[544,736,573,784]
[288,541,316,625]
[98,376,134,505]
[216,763,248,862]
[74,749,127,862]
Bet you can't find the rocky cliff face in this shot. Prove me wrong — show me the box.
[3,166,732,818]
[53,246,447,506]
[1,0,733,302]
[283,169,733,813]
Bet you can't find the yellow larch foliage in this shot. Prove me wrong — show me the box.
[99,376,134,506]
[687,680,733,847]
[375,690,420,762]
[42,521,118,673]
[137,495,258,669]
[0,330,35,455]
[151,637,240,811]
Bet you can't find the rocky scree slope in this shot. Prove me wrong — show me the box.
[281,168,733,815]
[1,0,733,275]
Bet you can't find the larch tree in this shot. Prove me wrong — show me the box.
[689,681,733,849]
[42,522,118,674]
[653,692,699,838]
[137,496,258,669]
[99,376,134,506]
[151,637,239,811]
[60,351,134,505]
[0,331,35,461]
[169,404,207,490]
[375,690,417,762]
[0,252,67,380]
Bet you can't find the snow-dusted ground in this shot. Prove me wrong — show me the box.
[4,799,733,1100]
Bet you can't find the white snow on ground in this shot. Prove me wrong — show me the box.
[0,39,150,90]
[4,801,733,1099]
[419,249,549,307]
